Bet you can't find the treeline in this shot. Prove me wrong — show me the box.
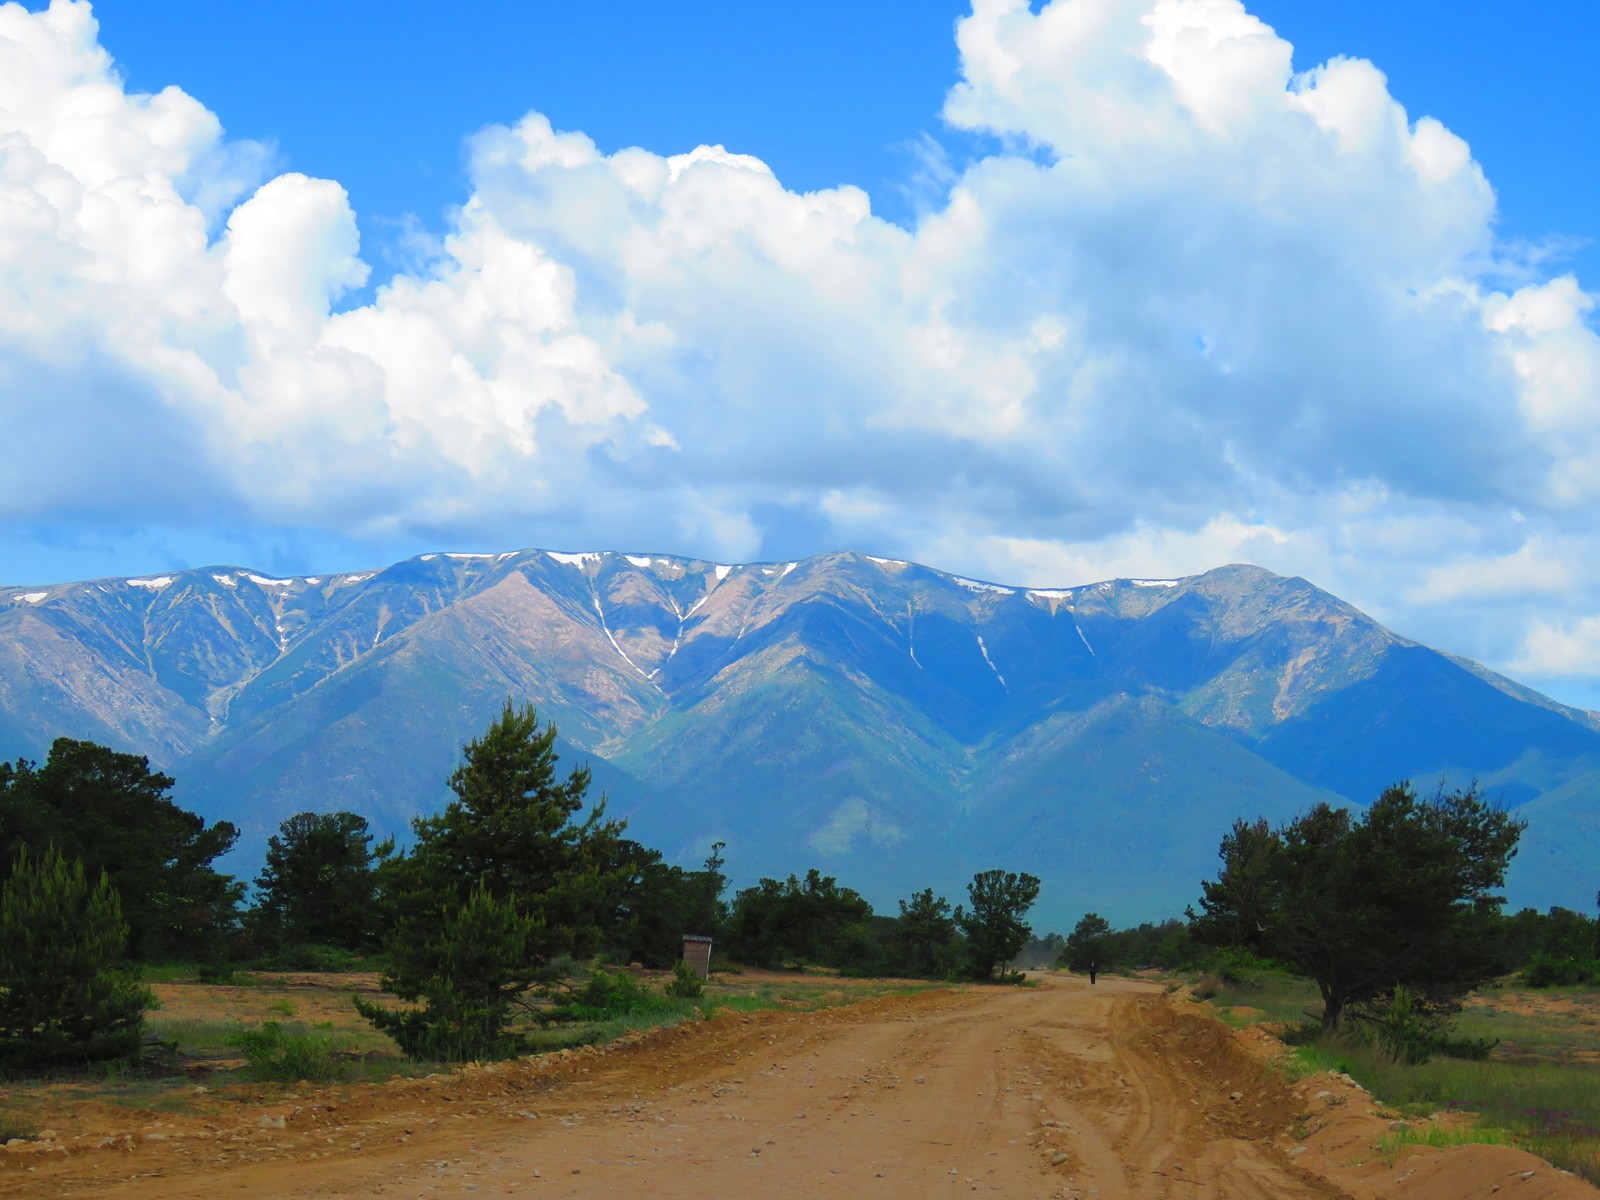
[0,707,1045,1067]
[7,714,1593,1071]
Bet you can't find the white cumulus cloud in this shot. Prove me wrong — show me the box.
[1,0,1599,701]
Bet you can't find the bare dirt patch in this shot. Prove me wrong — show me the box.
[3,974,1594,1199]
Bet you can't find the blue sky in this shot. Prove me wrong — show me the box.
[3,0,1600,707]
[89,0,1599,286]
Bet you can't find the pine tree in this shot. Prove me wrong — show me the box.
[1062,913,1113,983]
[253,811,391,950]
[956,869,1041,981]
[354,885,542,1060]
[1191,782,1523,1028]
[0,846,154,1066]
[0,739,241,960]
[362,702,633,1059]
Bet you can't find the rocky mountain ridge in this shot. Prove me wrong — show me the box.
[2,549,1592,924]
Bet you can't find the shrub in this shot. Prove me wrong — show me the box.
[196,960,247,985]
[1523,953,1599,988]
[230,1021,349,1082]
[0,845,154,1068]
[1371,986,1442,1064]
[1321,987,1499,1066]
[546,969,670,1021]
[254,943,374,973]
[665,961,704,999]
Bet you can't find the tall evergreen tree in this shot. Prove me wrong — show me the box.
[1191,782,1523,1027]
[957,869,1041,981]
[1062,913,1113,983]
[364,703,632,1058]
[889,888,959,978]
[253,812,392,950]
[723,869,875,968]
[609,840,728,968]
[0,739,241,960]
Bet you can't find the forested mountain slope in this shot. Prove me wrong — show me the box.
[3,551,1591,923]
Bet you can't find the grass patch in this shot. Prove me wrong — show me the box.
[504,972,938,1056]
[0,1105,38,1141]
[246,945,387,973]
[149,1016,249,1053]
[137,963,204,984]
[1290,1018,1600,1184]
[1457,989,1600,1062]
[1199,973,1600,1184]
[1377,1123,1512,1164]
[230,1021,357,1083]
[1194,966,1322,1027]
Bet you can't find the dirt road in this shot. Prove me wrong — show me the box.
[4,975,1591,1199]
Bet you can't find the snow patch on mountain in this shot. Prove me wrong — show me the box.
[548,551,602,568]
[1075,622,1096,656]
[127,577,173,589]
[591,596,649,679]
[955,577,1015,596]
[977,634,1008,690]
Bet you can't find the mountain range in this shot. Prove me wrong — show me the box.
[1,549,1593,928]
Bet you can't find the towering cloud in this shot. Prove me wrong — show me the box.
[1,0,1597,697]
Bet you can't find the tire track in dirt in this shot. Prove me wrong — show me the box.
[0,977,1350,1199]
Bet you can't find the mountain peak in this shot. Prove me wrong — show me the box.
[3,546,1594,923]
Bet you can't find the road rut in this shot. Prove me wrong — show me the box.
[4,975,1367,1199]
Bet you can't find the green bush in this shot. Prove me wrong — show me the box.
[355,986,529,1062]
[665,961,704,999]
[253,943,376,973]
[548,969,669,1021]
[1206,945,1292,982]
[196,960,247,985]
[1372,986,1442,1064]
[1523,953,1600,988]
[229,1021,350,1082]
[1299,987,1500,1066]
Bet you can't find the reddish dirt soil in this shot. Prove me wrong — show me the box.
[3,974,1594,1199]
